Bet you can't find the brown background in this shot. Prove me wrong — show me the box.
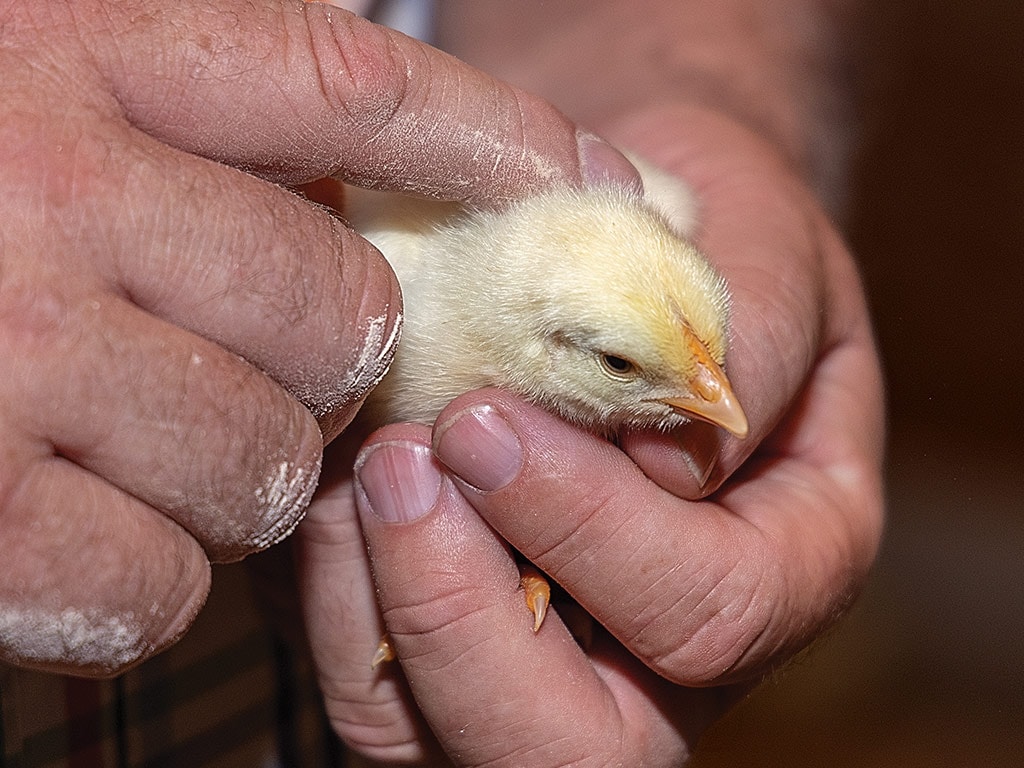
[695,2,1024,766]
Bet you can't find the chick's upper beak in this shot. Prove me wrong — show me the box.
[660,334,749,438]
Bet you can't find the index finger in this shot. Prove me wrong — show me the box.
[86,0,637,202]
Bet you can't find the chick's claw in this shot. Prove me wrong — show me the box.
[519,565,551,633]
[372,566,550,668]
[371,633,395,670]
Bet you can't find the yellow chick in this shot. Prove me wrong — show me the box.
[348,161,748,441]
[347,161,748,666]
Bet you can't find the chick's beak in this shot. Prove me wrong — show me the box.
[660,336,749,438]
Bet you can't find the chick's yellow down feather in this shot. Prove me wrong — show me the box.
[351,161,748,664]
[347,160,748,440]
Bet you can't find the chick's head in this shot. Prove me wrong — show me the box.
[472,187,748,438]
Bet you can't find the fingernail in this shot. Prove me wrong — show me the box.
[355,441,442,523]
[675,422,722,489]
[433,405,523,492]
[577,131,644,194]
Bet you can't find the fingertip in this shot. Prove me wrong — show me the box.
[292,228,404,442]
[94,525,213,677]
[198,404,325,564]
[619,421,729,500]
[0,546,211,680]
[0,458,220,678]
[247,440,324,552]
[432,402,524,493]
[354,438,443,525]
[577,131,644,194]
[148,543,213,660]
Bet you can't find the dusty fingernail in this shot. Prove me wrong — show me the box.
[675,422,722,489]
[355,441,442,523]
[434,405,523,492]
[577,131,644,194]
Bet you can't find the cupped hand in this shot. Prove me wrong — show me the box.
[0,0,614,677]
[298,107,884,765]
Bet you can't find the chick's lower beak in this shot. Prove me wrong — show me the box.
[660,340,748,438]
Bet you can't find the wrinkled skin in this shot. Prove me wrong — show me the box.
[0,0,606,676]
[1,1,883,766]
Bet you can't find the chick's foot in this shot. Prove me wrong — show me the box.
[519,564,551,633]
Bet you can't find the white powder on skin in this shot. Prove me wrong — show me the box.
[0,606,148,672]
[350,109,569,202]
[250,456,321,550]
[296,309,402,421]
[465,127,564,187]
[344,310,403,400]
[240,312,401,552]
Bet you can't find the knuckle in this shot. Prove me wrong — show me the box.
[320,688,426,764]
[0,274,75,359]
[303,11,413,148]
[382,581,490,642]
[638,534,780,685]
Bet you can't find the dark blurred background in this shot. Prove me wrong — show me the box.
[695,2,1024,766]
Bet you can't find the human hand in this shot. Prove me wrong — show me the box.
[421,99,889,690]
[0,0,618,677]
[298,106,884,765]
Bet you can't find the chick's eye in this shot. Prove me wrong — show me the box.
[599,353,638,378]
